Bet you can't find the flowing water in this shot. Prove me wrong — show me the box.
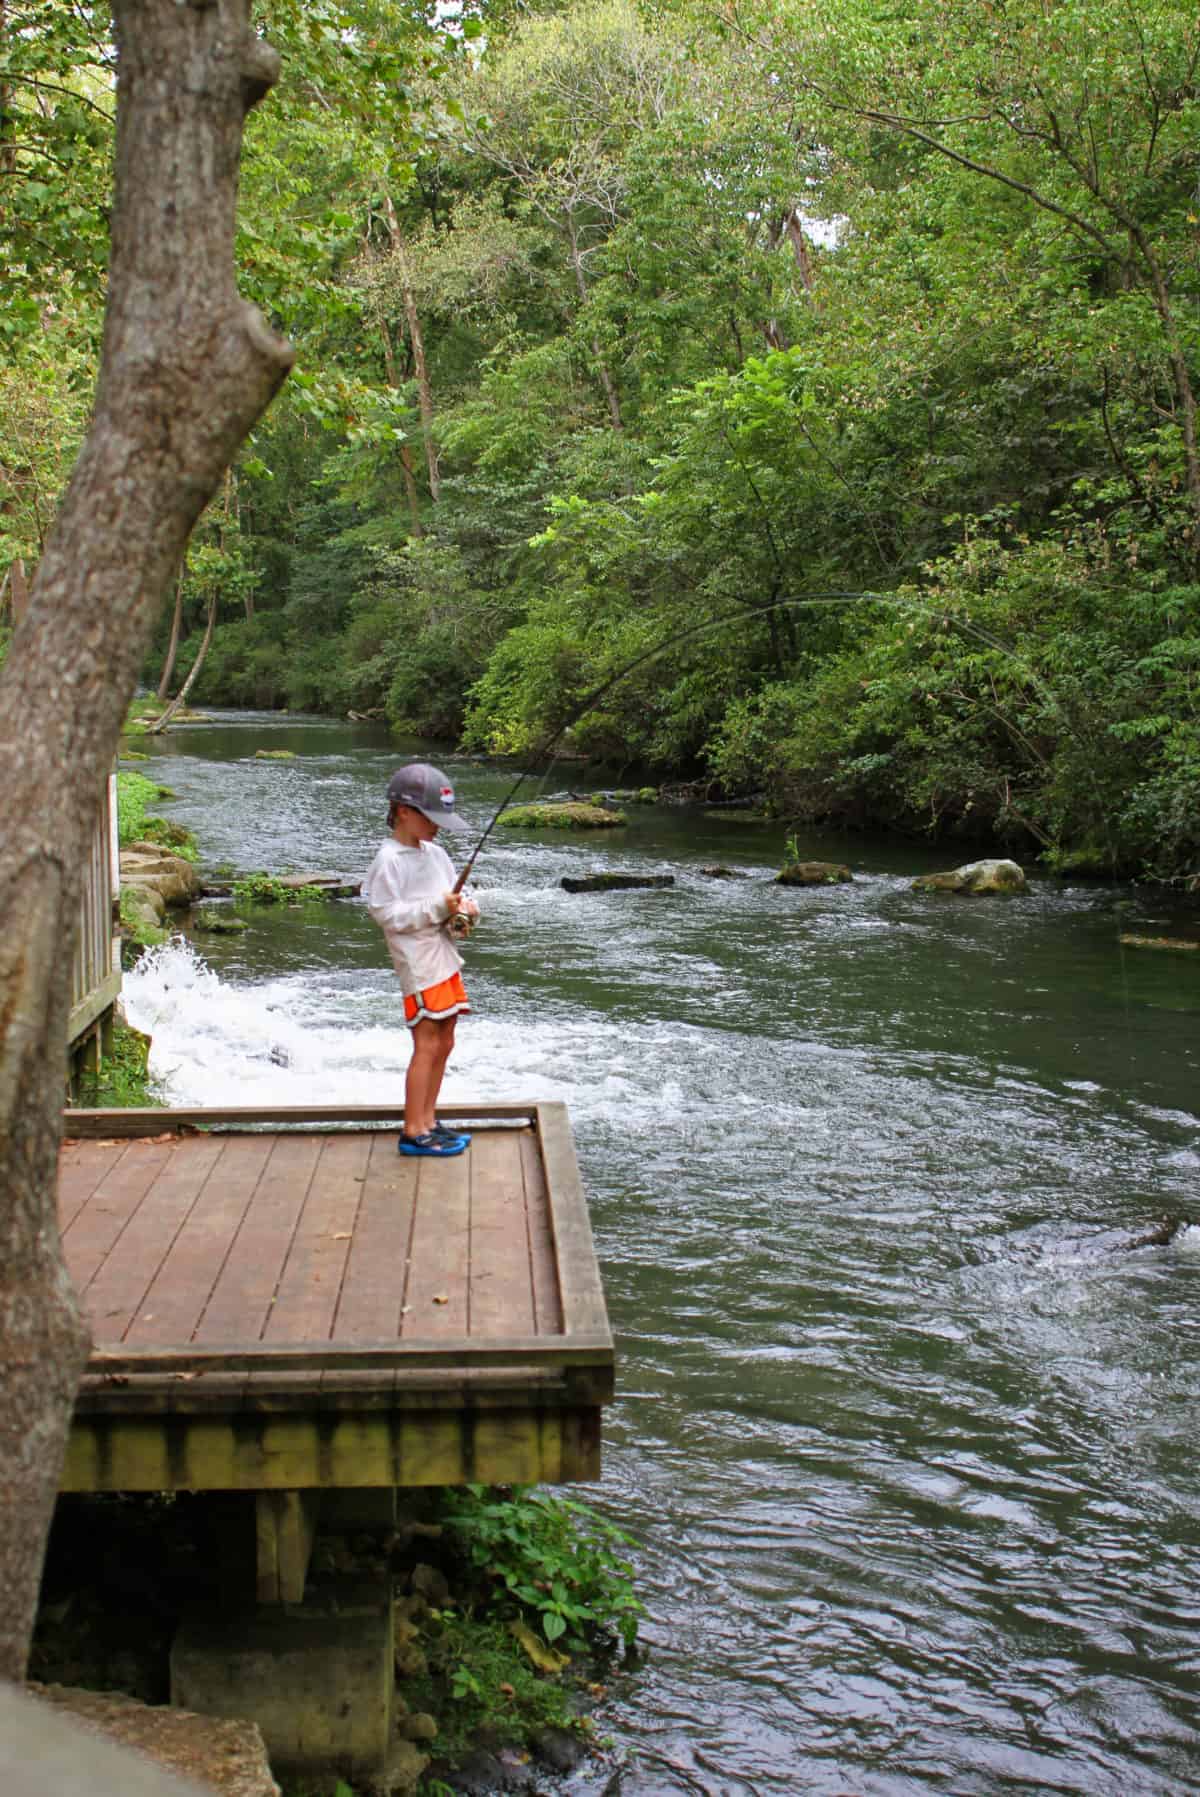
[125,712,1200,1795]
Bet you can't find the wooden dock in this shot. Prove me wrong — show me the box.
[58,1104,613,1527]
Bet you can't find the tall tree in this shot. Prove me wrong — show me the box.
[0,0,292,1679]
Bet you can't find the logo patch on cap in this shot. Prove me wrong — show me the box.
[440,785,454,809]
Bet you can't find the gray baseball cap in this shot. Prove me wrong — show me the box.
[386,762,468,829]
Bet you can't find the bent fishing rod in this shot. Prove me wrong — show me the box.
[447,585,899,923]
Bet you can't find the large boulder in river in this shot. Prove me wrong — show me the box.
[500,802,625,830]
[121,845,201,908]
[776,861,853,886]
[912,858,1027,895]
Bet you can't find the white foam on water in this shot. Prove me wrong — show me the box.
[121,938,742,1130]
[1175,1224,1200,1256]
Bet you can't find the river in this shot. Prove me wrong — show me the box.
[124,711,1200,1796]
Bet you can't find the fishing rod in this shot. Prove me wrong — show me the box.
[446,586,899,931]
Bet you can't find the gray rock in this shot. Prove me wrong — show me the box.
[122,881,167,923]
[911,858,1027,895]
[191,906,248,934]
[699,864,744,879]
[561,873,675,894]
[776,861,853,886]
[535,1725,588,1773]
[26,1685,278,1797]
[121,846,201,907]
[410,1561,450,1607]
[397,1711,439,1743]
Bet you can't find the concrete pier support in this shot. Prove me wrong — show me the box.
[171,1587,393,1784]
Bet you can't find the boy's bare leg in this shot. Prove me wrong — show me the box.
[405,1016,457,1137]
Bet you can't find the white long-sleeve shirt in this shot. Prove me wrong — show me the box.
[363,837,463,996]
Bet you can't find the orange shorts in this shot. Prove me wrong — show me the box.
[403,971,470,1029]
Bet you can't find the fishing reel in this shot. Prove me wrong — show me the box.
[446,885,479,940]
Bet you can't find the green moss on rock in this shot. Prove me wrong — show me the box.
[500,803,625,830]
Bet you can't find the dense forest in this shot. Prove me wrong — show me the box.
[4,0,1200,878]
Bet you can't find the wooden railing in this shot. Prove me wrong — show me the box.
[5,561,123,1067]
[68,772,122,1052]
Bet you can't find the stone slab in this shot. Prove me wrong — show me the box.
[27,1684,278,1797]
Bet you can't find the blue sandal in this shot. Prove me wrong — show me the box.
[432,1121,471,1146]
[398,1131,467,1158]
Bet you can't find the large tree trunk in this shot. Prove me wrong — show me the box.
[0,0,292,1682]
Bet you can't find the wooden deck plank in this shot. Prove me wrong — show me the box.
[403,1149,471,1339]
[63,1103,539,1137]
[469,1130,535,1339]
[262,1135,367,1342]
[58,1140,131,1237]
[332,1134,418,1343]
[519,1128,563,1336]
[194,1133,326,1343]
[536,1103,610,1342]
[123,1136,274,1345]
[82,1135,227,1342]
[61,1141,176,1295]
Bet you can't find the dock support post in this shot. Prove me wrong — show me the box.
[255,1490,320,1604]
[172,1587,395,1784]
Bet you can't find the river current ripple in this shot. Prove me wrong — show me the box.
[126,714,1200,1795]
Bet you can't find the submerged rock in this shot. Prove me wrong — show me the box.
[561,873,675,894]
[700,864,744,879]
[1119,933,1200,953]
[191,906,248,935]
[912,858,1027,895]
[254,748,294,760]
[776,861,853,886]
[501,802,625,830]
[1118,1217,1189,1251]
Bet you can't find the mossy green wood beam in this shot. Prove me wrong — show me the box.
[62,1404,602,1492]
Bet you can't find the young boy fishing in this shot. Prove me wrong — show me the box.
[364,762,479,1158]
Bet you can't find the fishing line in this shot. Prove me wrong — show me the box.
[450,585,903,907]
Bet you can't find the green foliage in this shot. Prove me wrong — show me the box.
[231,873,324,906]
[441,1485,641,1653]
[136,818,199,862]
[76,1022,158,1109]
[406,1613,583,1760]
[12,0,1200,880]
[116,773,162,846]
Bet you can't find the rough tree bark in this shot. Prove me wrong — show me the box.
[0,0,292,1681]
